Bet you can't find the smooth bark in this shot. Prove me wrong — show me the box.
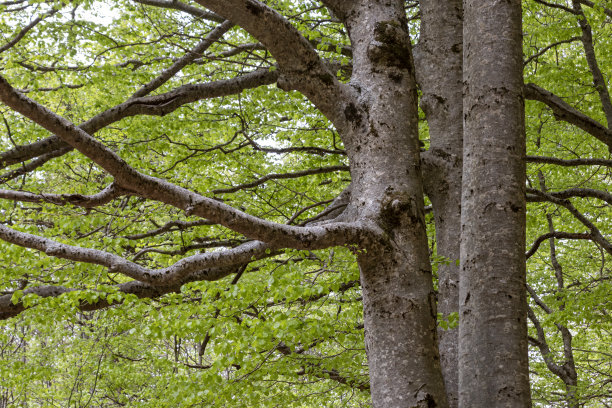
[459,0,532,406]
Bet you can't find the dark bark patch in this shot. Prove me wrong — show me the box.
[367,21,413,71]
[245,1,264,16]
[317,72,335,86]
[343,103,362,126]
[415,390,438,408]
[388,72,403,83]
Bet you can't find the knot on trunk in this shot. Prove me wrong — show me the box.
[367,20,413,71]
[380,190,419,234]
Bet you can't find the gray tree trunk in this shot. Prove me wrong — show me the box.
[337,1,449,406]
[459,0,532,406]
[416,1,463,406]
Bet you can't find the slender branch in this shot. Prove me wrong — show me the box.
[131,19,234,98]
[527,189,612,255]
[532,0,579,14]
[524,37,580,66]
[525,83,612,150]
[211,165,349,194]
[572,1,612,127]
[124,219,215,240]
[0,183,127,208]
[0,7,59,54]
[132,239,247,261]
[526,231,592,260]
[527,305,567,379]
[0,146,72,182]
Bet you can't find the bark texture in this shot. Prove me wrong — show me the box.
[339,1,449,406]
[459,1,532,406]
[416,1,463,406]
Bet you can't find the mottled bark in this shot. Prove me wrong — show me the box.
[415,1,463,406]
[459,0,531,407]
[337,1,448,406]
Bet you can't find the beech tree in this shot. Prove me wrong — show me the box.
[0,1,610,407]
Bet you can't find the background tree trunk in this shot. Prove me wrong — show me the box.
[459,0,532,406]
[416,1,463,406]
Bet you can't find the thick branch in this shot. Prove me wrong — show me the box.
[0,68,278,170]
[527,186,612,206]
[0,264,241,320]
[0,222,273,285]
[0,75,371,249]
[525,83,612,150]
[133,0,225,22]
[527,155,612,168]
[194,0,353,130]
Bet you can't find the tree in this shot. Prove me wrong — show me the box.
[0,1,610,407]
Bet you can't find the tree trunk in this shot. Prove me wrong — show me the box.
[459,0,532,406]
[416,1,463,406]
[340,1,449,406]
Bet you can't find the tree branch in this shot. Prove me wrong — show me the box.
[524,37,581,66]
[124,219,215,240]
[527,186,612,206]
[527,155,612,168]
[0,7,59,54]
[0,68,278,171]
[0,222,271,285]
[193,0,354,130]
[527,189,612,255]
[525,83,612,150]
[576,0,612,18]
[0,75,371,249]
[572,1,612,127]
[131,19,234,98]
[526,231,592,260]
[0,183,127,208]
[132,0,225,22]
[211,165,349,194]
[0,264,242,320]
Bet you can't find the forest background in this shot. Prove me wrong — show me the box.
[0,0,610,407]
